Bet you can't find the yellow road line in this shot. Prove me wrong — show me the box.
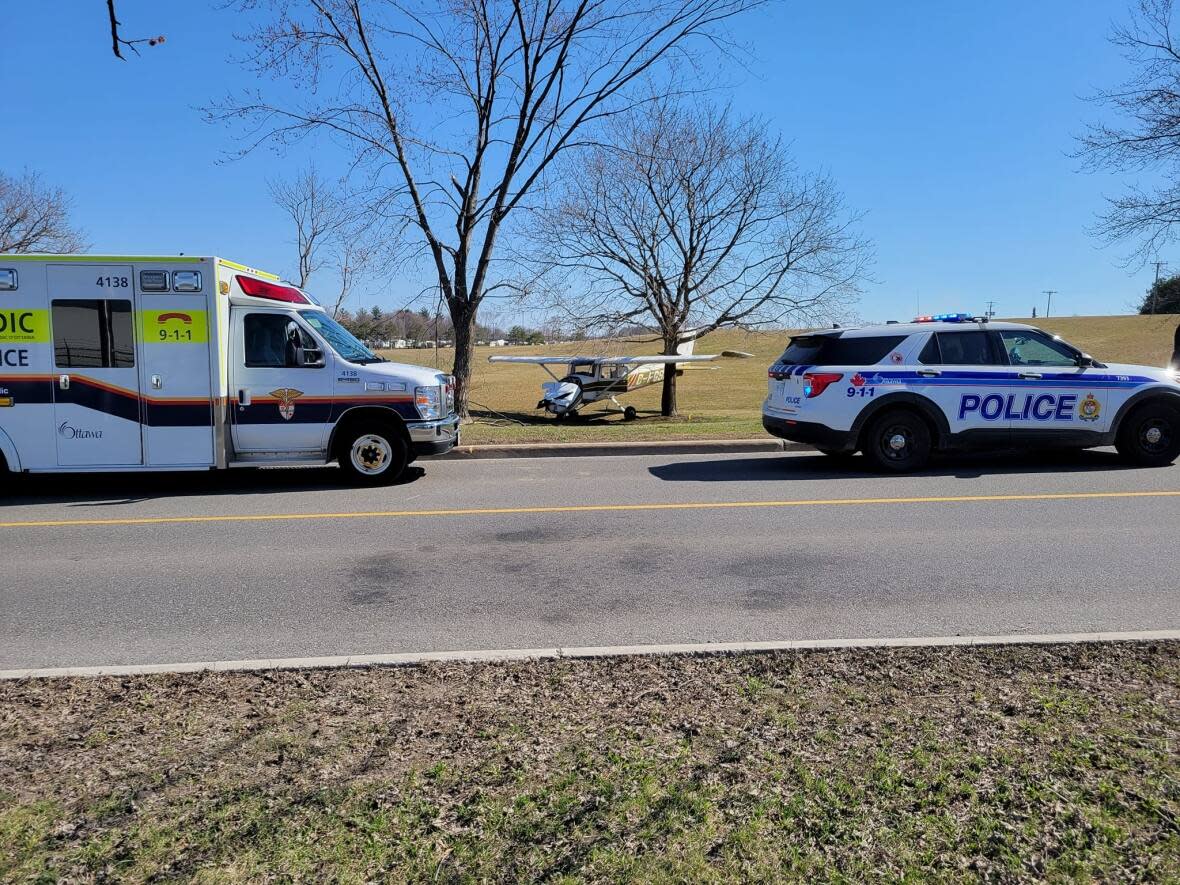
[1,489,1178,529]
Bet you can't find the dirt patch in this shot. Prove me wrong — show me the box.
[1,642,1178,882]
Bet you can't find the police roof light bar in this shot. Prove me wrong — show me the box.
[913,312,974,324]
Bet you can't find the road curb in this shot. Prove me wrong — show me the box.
[442,438,808,459]
[4,629,1178,680]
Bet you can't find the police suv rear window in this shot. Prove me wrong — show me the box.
[777,334,905,366]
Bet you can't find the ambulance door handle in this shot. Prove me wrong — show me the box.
[58,374,70,390]
[1019,372,1043,380]
[238,389,251,408]
[916,369,940,377]
[151,374,163,390]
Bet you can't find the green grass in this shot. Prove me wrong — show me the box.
[379,315,1180,445]
[1,643,1177,882]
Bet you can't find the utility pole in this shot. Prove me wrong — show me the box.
[984,300,997,319]
[1152,260,1165,315]
[1042,290,1057,318]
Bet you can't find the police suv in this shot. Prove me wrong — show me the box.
[763,313,1180,472]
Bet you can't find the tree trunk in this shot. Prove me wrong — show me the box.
[660,338,679,417]
[449,302,479,418]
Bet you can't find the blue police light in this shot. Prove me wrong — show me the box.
[913,312,973,323]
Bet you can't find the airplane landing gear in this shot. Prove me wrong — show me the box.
[623,406,638,421]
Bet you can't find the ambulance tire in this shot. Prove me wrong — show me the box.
[1115,400,1180,467]
[336,422,408,485]
[861,409,932,473]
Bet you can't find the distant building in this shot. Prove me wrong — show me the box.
[488,339,508,347]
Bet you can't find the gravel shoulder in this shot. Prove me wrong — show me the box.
[2,642,1177,882]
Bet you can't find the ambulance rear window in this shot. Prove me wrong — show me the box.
[777,334,905,366]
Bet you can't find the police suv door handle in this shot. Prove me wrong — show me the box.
[917,368,941,377]
[58,374,70,390]
[1018,372,1043,380]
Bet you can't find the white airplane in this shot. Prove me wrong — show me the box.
[489,345,751,420]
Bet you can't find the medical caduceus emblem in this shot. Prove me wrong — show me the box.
[269,387,304,421]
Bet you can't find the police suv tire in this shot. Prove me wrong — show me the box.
[1115,400,1180,467]
[817,447,855,459]
[861,409,932,473]
[336,423,408,485]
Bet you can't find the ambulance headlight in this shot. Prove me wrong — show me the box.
[415,385,443,419]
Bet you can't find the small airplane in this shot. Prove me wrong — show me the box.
[489,344,751,420]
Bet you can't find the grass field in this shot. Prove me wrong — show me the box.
[381,315,1180,445]
[2,643,1176,882]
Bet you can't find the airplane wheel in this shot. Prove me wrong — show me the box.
[623,406,638,421]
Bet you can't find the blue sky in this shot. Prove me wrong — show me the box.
[0,1,1162,322]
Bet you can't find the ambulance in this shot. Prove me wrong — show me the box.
[0,255,459,484]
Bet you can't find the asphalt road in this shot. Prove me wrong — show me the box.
[2,448,1178,670]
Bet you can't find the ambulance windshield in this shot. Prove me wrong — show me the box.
[299,311,383,364]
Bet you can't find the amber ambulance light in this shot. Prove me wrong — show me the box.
[802,372,843,398]
[236,274,308,304]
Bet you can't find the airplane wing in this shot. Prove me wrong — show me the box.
[600,351,753,365]
[488,356,590,364]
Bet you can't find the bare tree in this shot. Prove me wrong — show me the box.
[1079,0,1180,262]
[105,0,165,59]
[269,167,387,317]
[0,171,89,254]
[210,0,764,416]
[534,101,868,415]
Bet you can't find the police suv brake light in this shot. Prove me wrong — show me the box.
[415,385,443,419]
[235,274,308,304]
[802,372,843,398]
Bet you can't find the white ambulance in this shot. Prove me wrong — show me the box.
[0,255,459,484]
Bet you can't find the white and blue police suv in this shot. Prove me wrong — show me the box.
[763,313,1180,472]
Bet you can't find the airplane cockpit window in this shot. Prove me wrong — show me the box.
[570,362,597,376]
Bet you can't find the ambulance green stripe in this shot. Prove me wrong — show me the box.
[0,254,204,263]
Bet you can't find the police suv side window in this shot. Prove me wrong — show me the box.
[998,330,1078,367]
[934,331,1000,365]
[917,335,940,364]
[52,299,134,369]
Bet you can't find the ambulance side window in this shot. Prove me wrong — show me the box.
[934,332,1001,365]
[244,313,319,368]
[51,299,134,368]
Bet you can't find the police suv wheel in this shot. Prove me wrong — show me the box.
[862,410,932,473]
[337,425,408,485]
[1116,401,1180,467]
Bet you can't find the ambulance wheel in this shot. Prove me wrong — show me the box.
[862,409,931,473]
[336,423,408,485]
[623,406,638,421]
[1115,401,1180,467]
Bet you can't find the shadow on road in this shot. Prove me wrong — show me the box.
[0,464,428,508]
[648,448,1140,483]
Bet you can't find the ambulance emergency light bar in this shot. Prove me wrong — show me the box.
[913,312,977,323]
[236,274,309,304]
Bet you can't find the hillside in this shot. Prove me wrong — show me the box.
[378,315,1179,444]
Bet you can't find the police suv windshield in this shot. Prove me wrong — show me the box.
[299,311,383,364]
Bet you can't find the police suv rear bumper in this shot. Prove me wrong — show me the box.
[408,415,460,457]
[762,414,855,452]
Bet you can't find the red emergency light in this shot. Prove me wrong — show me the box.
[235,275,308,304]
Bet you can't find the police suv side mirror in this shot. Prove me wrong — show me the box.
[1075,353,1095,368]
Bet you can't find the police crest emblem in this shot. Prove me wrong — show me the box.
[1079,393,1101,422]
[269,387,304,421]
